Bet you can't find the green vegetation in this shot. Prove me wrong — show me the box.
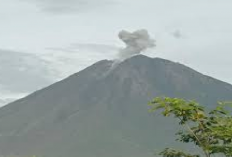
[149,97,232,157]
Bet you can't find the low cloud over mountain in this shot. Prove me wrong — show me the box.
[0,50,54,105]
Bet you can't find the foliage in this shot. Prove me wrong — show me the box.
[159,148,200,157]
[149,97,232,157]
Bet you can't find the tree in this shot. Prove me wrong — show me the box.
[149,97,232,157]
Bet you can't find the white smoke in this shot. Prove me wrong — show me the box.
[117,29,155,60]
[104,29,155,76]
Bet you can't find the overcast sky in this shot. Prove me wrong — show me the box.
[1,0,232,105]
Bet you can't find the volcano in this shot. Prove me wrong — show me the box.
[0,55,232,157]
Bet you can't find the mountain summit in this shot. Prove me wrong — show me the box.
[0,55,232,157]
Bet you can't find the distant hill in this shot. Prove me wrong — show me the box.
[0,55,232,157]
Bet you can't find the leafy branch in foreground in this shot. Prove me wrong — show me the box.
[149,97,232,157]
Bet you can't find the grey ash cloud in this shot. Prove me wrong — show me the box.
[118,29,155,60]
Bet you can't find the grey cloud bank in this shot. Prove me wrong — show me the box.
[30,0,113,13]
[0,49,56,106]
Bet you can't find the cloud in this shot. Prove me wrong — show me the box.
[44,43,118,77]
[47,43,118,54]
[0,49,59,106]
[31,0,113,14]
[0,49,55,93]
[171,30,183,39]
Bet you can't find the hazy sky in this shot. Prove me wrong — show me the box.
[1,0,232,105]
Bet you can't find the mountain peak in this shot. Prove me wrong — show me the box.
[0,55,232,157]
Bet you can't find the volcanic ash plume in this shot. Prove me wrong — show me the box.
[118,29,155,60]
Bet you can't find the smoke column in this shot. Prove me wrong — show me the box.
[104,29,156,76]
[117,29,155,60]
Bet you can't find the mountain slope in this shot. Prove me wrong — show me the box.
[0,55,232,157]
